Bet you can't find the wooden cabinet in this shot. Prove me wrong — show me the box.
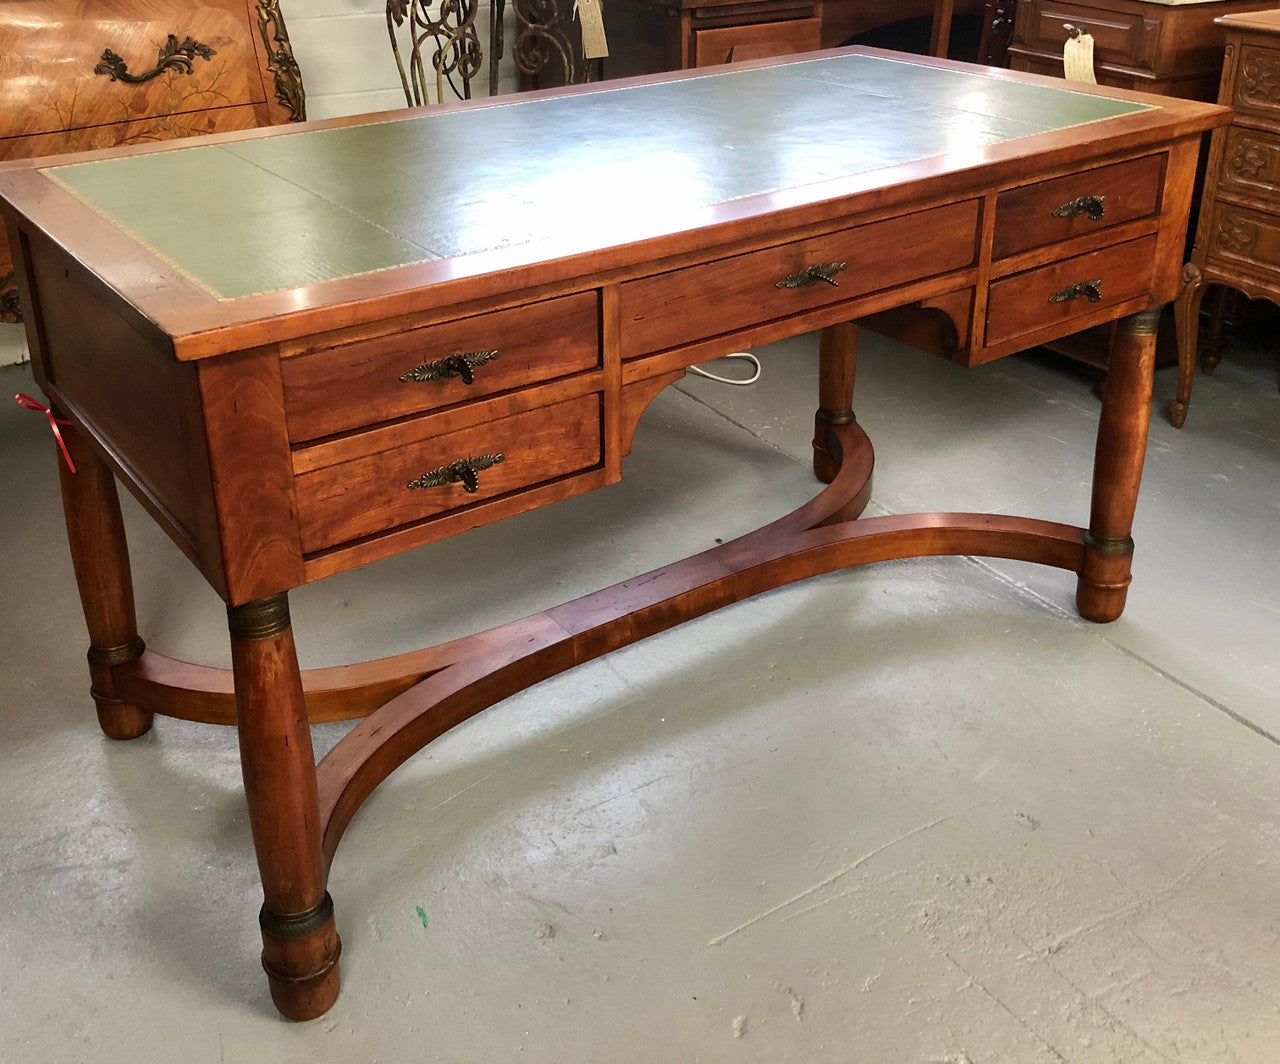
[0,0,306,321]
[1172,9,1280,427]
[602,0,985,79]
[1007,0,1277,99]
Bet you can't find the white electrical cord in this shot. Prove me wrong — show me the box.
[687,352,762,386]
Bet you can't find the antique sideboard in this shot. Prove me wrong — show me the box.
[0,51,1227,1019]
[1007,0,1278,99]
[0,0,306,322]
[1172,9,1280,427]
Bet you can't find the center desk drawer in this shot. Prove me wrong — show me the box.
[281,291,600,442]
[618,200,979,358]
[294,393,602,553]
[992,155,1165,260]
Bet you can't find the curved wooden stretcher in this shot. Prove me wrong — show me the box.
[0,49,1227,1019]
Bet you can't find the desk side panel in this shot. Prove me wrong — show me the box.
[17,227,229,597]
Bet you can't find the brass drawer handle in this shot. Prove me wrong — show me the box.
[1052,195,1106,222]
[776,262,847,289]
[1049,279,1103,304]
[94,34,217,84]
[400,349,500,386]
[407,453,505,494]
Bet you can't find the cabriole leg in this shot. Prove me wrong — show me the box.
[229,594,341,1021]
[1077,307,1160,623]
[57,414,151,740]
[1169,266,1207,429]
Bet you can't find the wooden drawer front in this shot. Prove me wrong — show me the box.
[1230,45,1280,123]
[281,292,601,442]
[692,17,822,66]
[1016,1,1147,66]
[1217,126,1280,201]
[295,394,602,553]
[0,1,263,142]
[985,235,1157,345]
[993,155,1164,260]
[1203,203,1280,277]
[619,199,979,359]
[0,105,263,164]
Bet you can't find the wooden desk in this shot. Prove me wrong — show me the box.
[0,51,1226,1020]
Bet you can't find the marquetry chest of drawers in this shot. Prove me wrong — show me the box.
[0,0,306,322]
[1171,9,1280,427]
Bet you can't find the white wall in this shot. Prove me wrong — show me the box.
[284,0,521,119]
[0,326,26,368]
[2,0,523,366]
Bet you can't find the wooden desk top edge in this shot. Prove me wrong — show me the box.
[1214,8,1280,30]
[0,47,1230,361]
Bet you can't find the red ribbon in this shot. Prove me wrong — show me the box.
[14,393,77,474]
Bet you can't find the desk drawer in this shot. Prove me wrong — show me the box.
[691,18,822,66]
[1012,1,1148,68]
[985,234,1157,345]
[1202,203,1280,276]
[281,292,600,442]
[992,155,1164,260]
[1216,126,1280,201]
[295,394,602,552]
[618,200,978,358]
[1230,44,1280,125]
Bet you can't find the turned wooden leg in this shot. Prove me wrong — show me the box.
[1169,266,1207,429]
[1077,307,1159,623]
[56,414,151,739]
[229,594,341,1021]
[813,321,858,485]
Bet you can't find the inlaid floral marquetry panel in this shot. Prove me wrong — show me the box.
[0,1,306,322]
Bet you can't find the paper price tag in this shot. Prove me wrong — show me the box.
[577,0,609,59]
[1063,32,1097,84]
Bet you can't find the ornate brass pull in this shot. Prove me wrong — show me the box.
[94,35,217,84]
[1052,195,1106,222]
[776,262,848,289]
[399,350,500,386]
[407,453,505,494]
[1049,279,1103,304]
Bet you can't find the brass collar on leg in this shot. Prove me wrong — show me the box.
[87,635,146,668]
[1125,307,1162,336]
[816,408,856,426]
[1083,531,1135,555]
[259,891,335,940]
[227,594,291,641]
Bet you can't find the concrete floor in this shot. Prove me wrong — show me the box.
[1,321,1277,1063]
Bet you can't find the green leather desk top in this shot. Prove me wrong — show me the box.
[49,53,1148,302]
